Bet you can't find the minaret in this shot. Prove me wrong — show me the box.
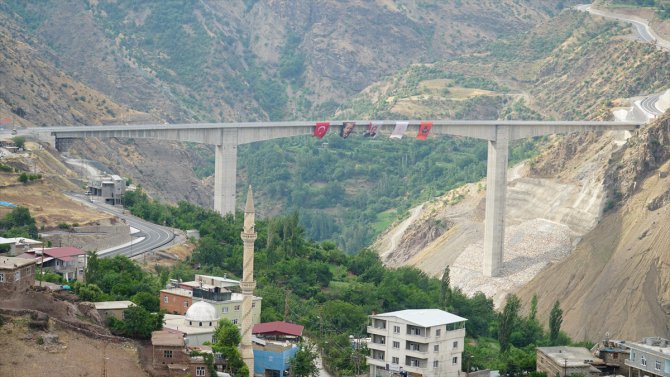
[240,186,257,377]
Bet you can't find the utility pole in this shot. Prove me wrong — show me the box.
[284,289,290,321]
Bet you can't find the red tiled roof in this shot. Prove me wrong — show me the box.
[252,321,304,337]
[43,247,85,259]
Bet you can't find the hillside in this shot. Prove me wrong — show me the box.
[517,113,670,340]
[2,0,578,122]
[371,7,670,339]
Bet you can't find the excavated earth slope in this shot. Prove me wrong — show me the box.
[517,113,670,340]
[373,129,630,307]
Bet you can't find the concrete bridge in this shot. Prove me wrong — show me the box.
[17,119,641,276]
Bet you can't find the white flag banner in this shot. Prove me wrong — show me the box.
[390,121,408,139]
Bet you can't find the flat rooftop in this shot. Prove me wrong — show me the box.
[93,301,135,310]
[161,287,193,297]
[538,346,601,366]
[0,256,37,270]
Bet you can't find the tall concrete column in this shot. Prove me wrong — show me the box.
[483,125,509,277]
[214,130,238,215]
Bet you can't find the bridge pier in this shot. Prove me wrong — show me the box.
[483,125,509,277]
[214,130,238,216]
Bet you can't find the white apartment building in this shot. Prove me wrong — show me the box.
[367,309,467,377]
[614,337,670,377]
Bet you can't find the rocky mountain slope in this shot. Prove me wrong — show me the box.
[517,113,670,340]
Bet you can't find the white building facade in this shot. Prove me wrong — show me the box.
[614,337,670,377]
[367,309,467,377]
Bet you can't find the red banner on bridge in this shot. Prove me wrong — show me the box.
[313,122,330,139]
[416,121,432,140]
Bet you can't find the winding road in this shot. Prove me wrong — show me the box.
[577,4,669,118]
[66,193,175,258]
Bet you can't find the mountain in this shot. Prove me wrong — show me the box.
[1,0,577,122]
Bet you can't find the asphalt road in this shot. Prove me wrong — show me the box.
[577,4,656,43]
[577,4,666,118]
[639,92,663,116]
[66,193,175,258]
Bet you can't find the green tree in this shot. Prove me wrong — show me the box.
[108,305,163,339]
[549,300,563,345]
[131,291,160,312]
[290,343,319,377]
[440,265,451,308]
[0,206,38,238]
[12,136,25,149]
[77,283,105,301]
[498,294,521,352]
[529,294,538,322]
[212,319,249,377]
[19,172,28,183]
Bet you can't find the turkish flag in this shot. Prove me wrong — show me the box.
[416,121,432,140]
[313,122,330,139]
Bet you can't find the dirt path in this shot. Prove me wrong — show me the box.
[388,204,424,251]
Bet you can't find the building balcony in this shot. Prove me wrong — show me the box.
[367,342,386,352]
[404,348,428,358]
[367,326,387,336]
[404,332,431,343]
[366,357,387,369]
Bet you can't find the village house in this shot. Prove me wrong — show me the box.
[536,346,603,377]
[252,321,304,377]
[0,236,42,256]
[0,256,37,294]
[151,329,221,377]
[18,246,87,282]
[612,337,670,377]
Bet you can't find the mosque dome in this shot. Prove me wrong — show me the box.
[185,301,217,323]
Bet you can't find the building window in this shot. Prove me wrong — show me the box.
[0,273,4,282]
[452,357,458,365]
[434,345,439,352]
[15,271,20,281]
[393,326,400,334]
[196,366,206,376]
[631,352,636,361]
[393,341,400,349]
[164,350,172,358]
[453,341,459,349]
[656,360,661,370]
[433,361,439,368]
[223,307,229,313]
[392,357,399,364]
[436,329,441,337]
[613,353,618,360]
[199,322,203,327]
[234,305,240,311]
[252,302,256,308]
[163,296,168,303]
[641,356,647,366]
[184,301,189,308]
[233,319,238,324]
